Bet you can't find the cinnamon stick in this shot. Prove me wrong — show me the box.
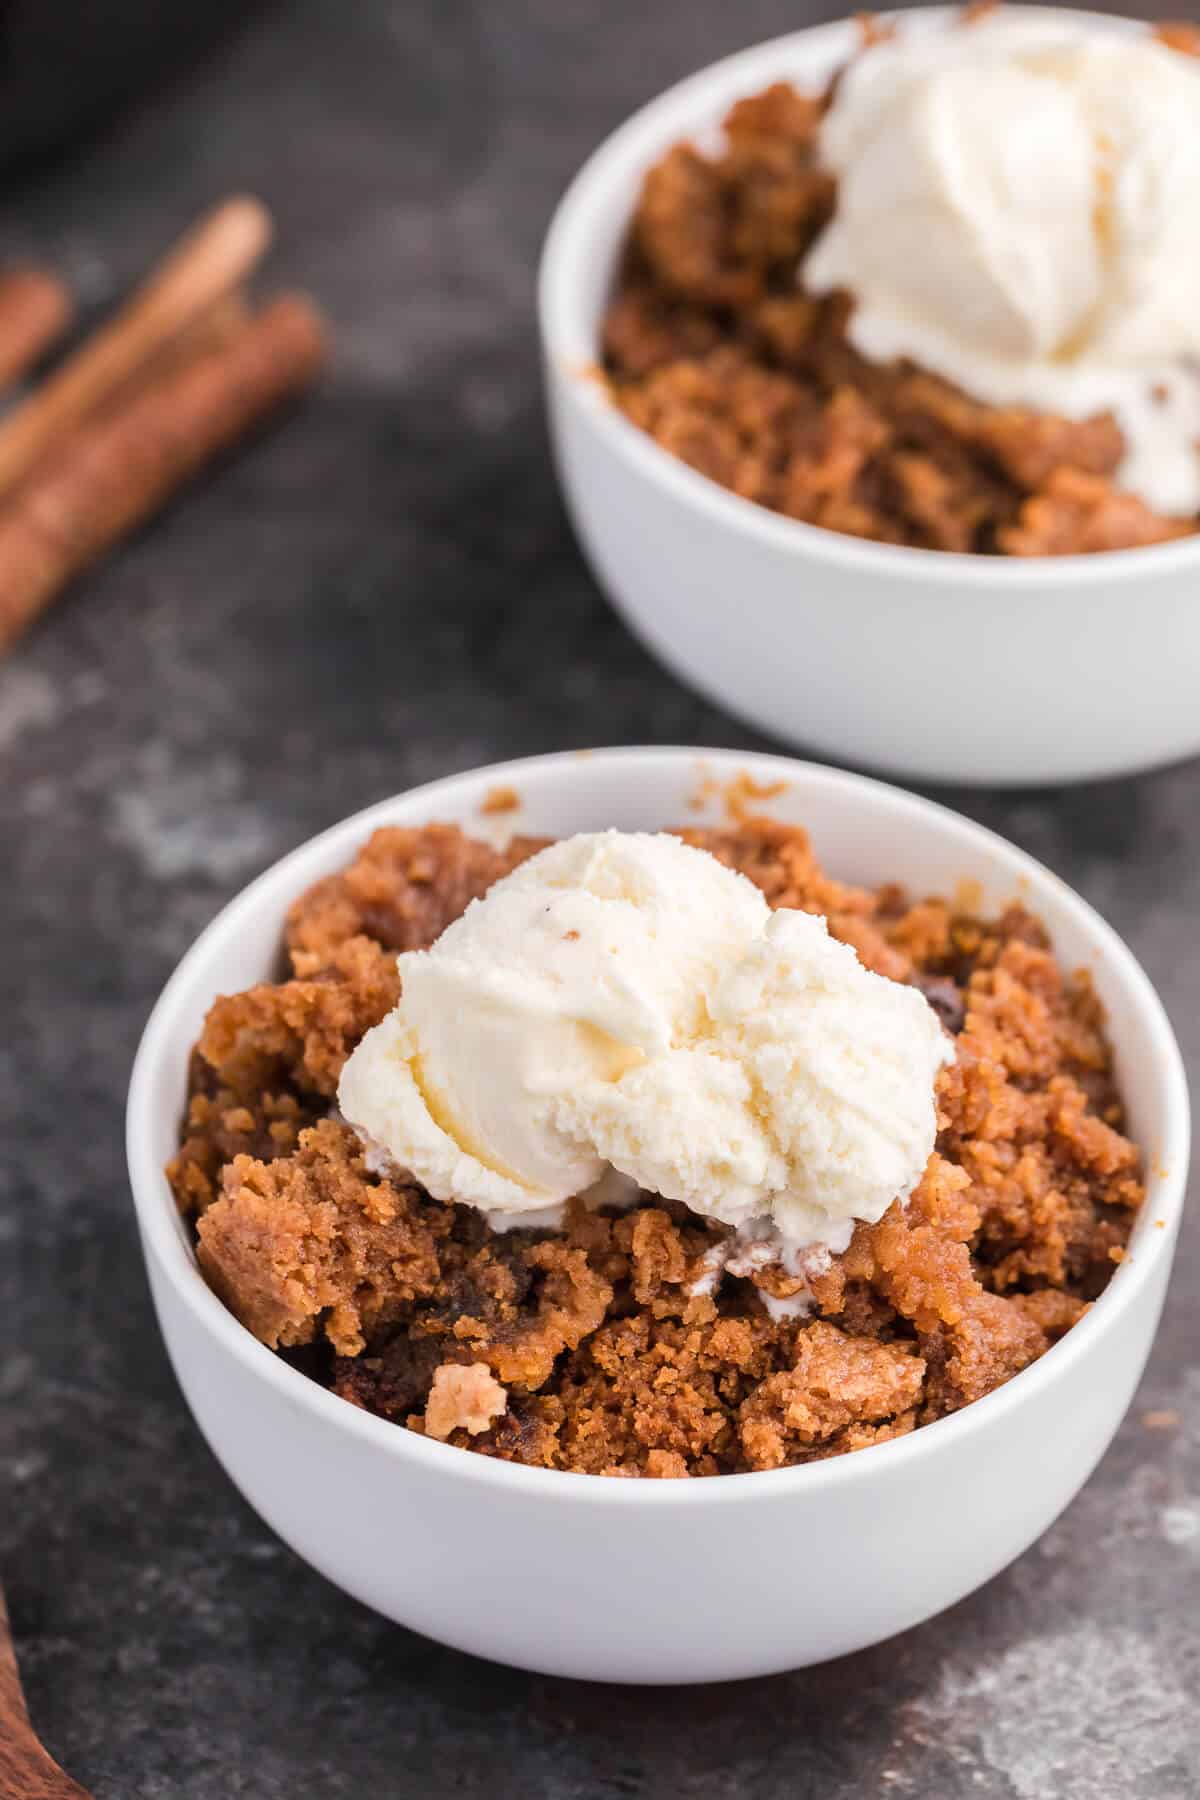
[0,196,272,501]
[125,291,250,393]
[0,293,328,655]
[0,268,72,388]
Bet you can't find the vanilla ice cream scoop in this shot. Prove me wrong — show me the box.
[338,830,953,1254]
[570,906,952,1250]
[804,17,1200,514]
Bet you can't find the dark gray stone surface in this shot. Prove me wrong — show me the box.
[1,3,1196,1795]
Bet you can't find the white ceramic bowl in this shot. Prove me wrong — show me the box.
[539,7,1200,788]
[127,748,1188,1682]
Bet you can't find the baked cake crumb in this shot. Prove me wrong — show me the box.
[424,1363,509,1439]
[480,785,521,815]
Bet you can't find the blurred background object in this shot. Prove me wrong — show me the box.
[0,197,327,656]
[0,0,275,177]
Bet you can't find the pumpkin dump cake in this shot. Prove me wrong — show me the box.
[169,816,1143,1477]
[601,10,1200,555]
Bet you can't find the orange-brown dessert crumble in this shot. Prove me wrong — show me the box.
[480,784,522,815]
[599,17,1200,556]
[170,819,1143,1476]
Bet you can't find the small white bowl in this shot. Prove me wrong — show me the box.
[127,748,1188,1683]
[539,6,1200,787]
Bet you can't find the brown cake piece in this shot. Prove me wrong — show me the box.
[332,1328,449,1421]
[631,80,832,312]
[973,408,1124,489]
[997,467,1196,556]
[777,386,892,532]
[886,451,985,553]
[197,933,399,1101]
[167,1051,315,1216]
[549,1302,780,1477]
[428,1239,614,1391]
[421,1392,568,1471]
[196,1119,445,1354]
[600,264,723,380]
[737,1322,925,1470]
[285,822,547,964]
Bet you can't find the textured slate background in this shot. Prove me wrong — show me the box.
[1,3,1197,1795]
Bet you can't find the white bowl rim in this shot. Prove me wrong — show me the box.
[537,3,1200,589]
[127,746,1190,1508]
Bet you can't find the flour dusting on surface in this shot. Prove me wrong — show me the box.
[109,741,274,881]
[906,1625,1193,1799]
[1160,1504,1200,1548]
[0,666,59,752]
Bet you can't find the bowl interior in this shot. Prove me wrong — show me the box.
[131,748,1186,1311]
